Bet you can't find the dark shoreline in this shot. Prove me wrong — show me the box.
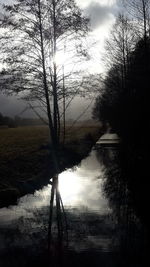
[0,131,100,208]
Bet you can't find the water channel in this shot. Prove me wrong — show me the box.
[0,143,148,267]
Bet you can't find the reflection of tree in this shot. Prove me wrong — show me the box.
[48,174,68,266]
[95,145,148,263]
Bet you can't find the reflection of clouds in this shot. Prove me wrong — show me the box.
[0,149,110,225]
[0,185,51,224]
[59,149,109,212]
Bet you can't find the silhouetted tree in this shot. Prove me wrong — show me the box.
[0,0,89,149]
[93,36,150,145]
[123,0,150,39]
[0,112,16,127]
[105,14,137,87]
[0,1,90,252]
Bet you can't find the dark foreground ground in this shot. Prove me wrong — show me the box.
[0,124,100,207]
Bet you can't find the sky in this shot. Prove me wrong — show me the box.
[0,0,118,120]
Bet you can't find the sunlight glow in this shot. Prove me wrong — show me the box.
[59,170,81,202]
[54,52,67,66]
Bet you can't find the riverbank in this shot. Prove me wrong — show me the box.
[0,125,100,208]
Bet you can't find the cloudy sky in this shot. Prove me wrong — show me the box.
[0,0,118,119]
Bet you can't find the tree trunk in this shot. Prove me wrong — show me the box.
[52,0,59,148]
[142,0,147,44]
[62,64,66,145]
[37,0,55,148]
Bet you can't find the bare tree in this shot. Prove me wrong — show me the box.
[123,0,150,41]
[0,1,90,250]
[0,0,89,148]
[104,14,137,89]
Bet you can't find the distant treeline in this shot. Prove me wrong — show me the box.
[0,113,45,128]
[0,113,97,128]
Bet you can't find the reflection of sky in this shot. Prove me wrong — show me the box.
[59,150,108,211]
[0,149,110,225]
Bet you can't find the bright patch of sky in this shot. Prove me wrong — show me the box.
[0,0,14,5]
[76,0,117,9]
[0,0,118,74]
[75,0,118,73]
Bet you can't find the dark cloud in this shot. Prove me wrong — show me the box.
[0,94,92,120]
[85,2,115,29]
[0,94,34,118]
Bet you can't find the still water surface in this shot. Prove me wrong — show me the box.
[0,144,148,266]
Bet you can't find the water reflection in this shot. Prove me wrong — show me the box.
[96,145,149,266]
[0,150,109,226]
[59,150,108,212]
[0,144,149,267]
[0,147,114,267]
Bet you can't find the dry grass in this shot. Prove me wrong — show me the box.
[0,124,100,158]
[0,126,49,159]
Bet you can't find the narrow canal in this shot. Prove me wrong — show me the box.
[0,142,148,267]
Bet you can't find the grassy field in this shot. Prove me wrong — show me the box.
[0,124,100,207]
